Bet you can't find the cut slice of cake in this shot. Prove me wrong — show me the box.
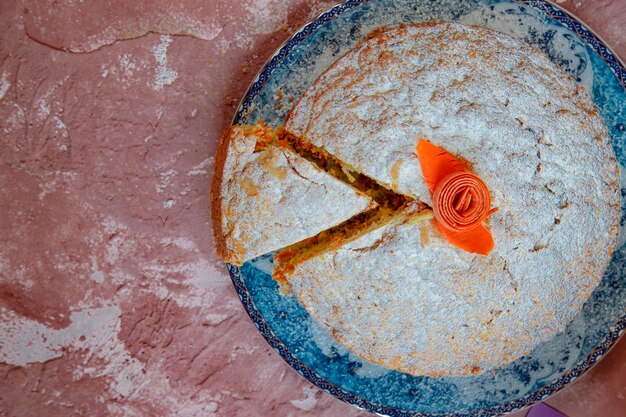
[211,124,375,266]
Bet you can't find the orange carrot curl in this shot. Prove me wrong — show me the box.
[416,139,498,255]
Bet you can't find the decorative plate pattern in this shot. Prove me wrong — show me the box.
[226,1,626,415]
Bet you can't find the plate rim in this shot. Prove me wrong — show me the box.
[226,0,626,415]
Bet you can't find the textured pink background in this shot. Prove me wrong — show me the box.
[0,1,624,416]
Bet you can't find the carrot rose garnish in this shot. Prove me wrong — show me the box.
[416,139,498,255]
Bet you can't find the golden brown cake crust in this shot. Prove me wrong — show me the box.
[210,127,234,262]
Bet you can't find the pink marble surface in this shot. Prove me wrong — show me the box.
[0,1,624,416]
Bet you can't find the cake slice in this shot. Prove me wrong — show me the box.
[211,124,375,266]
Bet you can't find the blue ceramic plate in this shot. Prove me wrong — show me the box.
[228,1,626,415]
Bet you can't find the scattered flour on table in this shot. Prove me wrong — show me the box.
[0,306,121,367]
[153,35,178,90]
[290,386,319,411]
[89,255,105,283]
[0,70,10,100]
[187,157,214,176]
[247,0,288,34]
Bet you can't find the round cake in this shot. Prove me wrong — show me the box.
[280,23,621,377]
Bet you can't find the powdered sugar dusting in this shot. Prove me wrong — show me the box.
[309,316,390,378]
[286,23,620,376]
[460,2,594,91]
